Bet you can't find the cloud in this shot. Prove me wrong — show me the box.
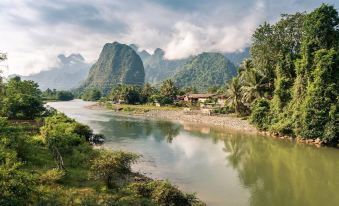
[0,0,337,75]
[164,1,265,59]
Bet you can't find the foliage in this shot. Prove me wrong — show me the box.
[160,79,178,98]
[82,88,102,101]
[90,150,140,189]
[109,85,141,104]
[227,4,339,145]
[249,99,271,130]
[173,53,237,92]
[0,148,35,206]
[225,77,245,115]
[39,168,65,185]
[140,83,158,103]
[129,180,204,206]
[42,89,74,101]
[299,49,338,144]
[0,77,44,119]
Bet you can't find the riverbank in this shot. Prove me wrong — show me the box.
[88,102,257,134]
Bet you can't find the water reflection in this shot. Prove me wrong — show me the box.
[99,116,181,143]
[221,133,339,206]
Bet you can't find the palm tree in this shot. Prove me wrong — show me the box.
[238,59,253,75]
[225,77,243,114]
[241,69,265,105]
[160,79,178,99]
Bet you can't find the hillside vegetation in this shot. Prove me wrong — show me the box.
[172,53,237,91]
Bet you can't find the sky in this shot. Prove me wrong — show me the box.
[0,0,338,75]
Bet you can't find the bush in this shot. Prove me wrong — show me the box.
[82,88,102,101]
[56,91,74,101]
[249,98,271,130]
[39,169,65,185]
[90,150,140,189]
[0,155,35,206]
[129,180,204,206]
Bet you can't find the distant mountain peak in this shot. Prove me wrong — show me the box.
[18,53,90,90]
[57,53,85,65]
[129,44,139,51]
[154,48,165,57]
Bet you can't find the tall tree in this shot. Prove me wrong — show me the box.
[160,79,178,100]
[225,77,243,114]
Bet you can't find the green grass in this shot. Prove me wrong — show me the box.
[105,102,181,113]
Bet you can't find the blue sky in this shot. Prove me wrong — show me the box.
[0,0,338,75]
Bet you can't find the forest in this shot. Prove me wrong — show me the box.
[233,4,338,145]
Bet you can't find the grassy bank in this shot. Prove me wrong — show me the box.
[101,102,181,113]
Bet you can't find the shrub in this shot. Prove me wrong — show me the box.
[90,150,140,189]
[39,169,65,185]
[0,154,35,206]
[129,180,204,206]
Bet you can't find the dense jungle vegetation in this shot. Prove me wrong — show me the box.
[226,4,338,145]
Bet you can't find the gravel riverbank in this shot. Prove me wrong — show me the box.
[87,103,257,133]
[139,110,257,133]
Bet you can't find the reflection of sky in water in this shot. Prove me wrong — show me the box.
[47,100,339,206]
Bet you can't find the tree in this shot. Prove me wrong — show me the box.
[225,77,243,115]
[240,68,265,105]
[1,77,44,119]
[287,4,339,138]
[109,85,141,104]
[160,79,178,102]
[140,83,157,103]
[82,88,101,101]
[250,98,271,130]
[90,150,140,189]
[56,91,74,101]
[300,49,338,143]
[250,22,276,94]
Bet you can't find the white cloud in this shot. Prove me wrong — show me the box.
[164,1,265,59]
[0,0,337,75]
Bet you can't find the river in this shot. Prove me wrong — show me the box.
[47,100,339,206]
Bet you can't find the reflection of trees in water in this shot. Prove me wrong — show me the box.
[221,134,339,206]
[155,121,180,143]
[100,117,181,143]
